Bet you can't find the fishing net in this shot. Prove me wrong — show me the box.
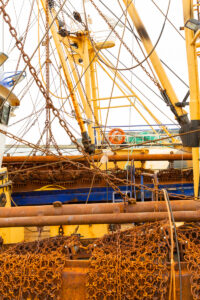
[0,235,80,300]
[178,223,200,300]
[87,221,170,300]
[1,221,200,299]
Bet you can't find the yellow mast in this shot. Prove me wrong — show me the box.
[40,0,95,153]
[182,0,200,197]
[89,52,101,143]
[82,35,95,144]
[40,0,198,163]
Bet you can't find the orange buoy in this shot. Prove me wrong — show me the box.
[108,128,126,144]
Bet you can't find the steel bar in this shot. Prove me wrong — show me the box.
[2,153,193,163]
[0,210,199,227]
[0,200,198,218]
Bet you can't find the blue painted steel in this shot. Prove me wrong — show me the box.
[140,175,144,202]
[131,160,136,200]
[11,186,132,206]
[11,183,194,206]
[136,183,194,200]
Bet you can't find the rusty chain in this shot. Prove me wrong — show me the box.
[1,0,9,8]
[0,126,192,202]
[15,0,34,73]
[0,2,195,202]
[89,0,162,90]
[0,126,193,201]
[0,1,129,201]
[0,125,132,203]
[45,0,51,151]
[56,0,117,153]
[0,1,84,154]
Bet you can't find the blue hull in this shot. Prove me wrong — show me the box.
[12,183,194,206]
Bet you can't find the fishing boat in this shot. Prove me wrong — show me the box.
[0,0,200,299]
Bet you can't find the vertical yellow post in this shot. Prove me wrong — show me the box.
[89,52,101,143]
[182,0,200,197]
[83,36,95,144]
[0,168,24,244]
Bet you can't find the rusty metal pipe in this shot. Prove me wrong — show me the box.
[0,200,198,218]
[0,210,200,227]
[2,153,193,163]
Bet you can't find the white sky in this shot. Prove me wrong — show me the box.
[0,0,194,153]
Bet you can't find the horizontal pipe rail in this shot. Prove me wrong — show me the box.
[2,153,193,163]
[0,210,199,227]
[0,200,198,218]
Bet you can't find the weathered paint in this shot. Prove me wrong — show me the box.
[50,224,108,239]
[61,261,89,300]
[0,168,24,244]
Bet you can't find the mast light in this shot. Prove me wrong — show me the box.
[185,19,200,32]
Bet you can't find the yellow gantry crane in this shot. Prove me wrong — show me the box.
[121,0,200,197]
[40,0,180,142]
[40,0,200,196]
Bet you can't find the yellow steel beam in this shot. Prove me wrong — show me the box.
[99,105,132,109]
[60,34,83,57]
[66,56,92,121]
[92,94,136,101]
[182,0,200,197]
[195,42,200,47]
[40,0,86,134]
[60,29,98,143]
[122,0,188,123]
[97,60,159,136]
[60,36,114,54]
[82,36,94,143]
[95,41,115,50]
[89,52,101,142]
[191,28,200,45]
[99,54,179,143]
[61,32,101,143]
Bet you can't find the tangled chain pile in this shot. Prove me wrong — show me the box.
[0,235,80,300]
[178,223,200,300]
[87,222,170,300]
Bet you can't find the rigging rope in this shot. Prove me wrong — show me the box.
[0,122,199,201]
[88,0,170,77]
[104,49,184,124]
[97,0,128,143]
[163,189,182,300]
[37,0,69,100]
